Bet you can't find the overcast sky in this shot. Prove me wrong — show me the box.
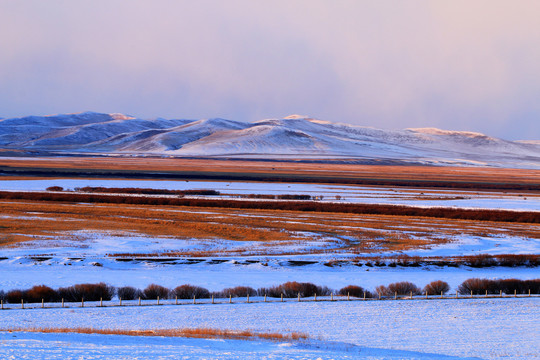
[1,1,539,139]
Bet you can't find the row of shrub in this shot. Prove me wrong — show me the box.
[2,190,538,223]
[355,254,540,268]
[243,194,312,200]
[1,279,538,304]
[46,186,221,196]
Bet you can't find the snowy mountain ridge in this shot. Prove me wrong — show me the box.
[1,112,539,168]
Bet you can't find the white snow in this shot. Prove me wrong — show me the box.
[1,298,537,359]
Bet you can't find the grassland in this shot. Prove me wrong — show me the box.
[0,197,537,258]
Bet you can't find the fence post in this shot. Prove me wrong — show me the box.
[331,293,334,301]
[364,292,366,300]
[212,295,214,304]
[514,289,517,297]
[410,291,412,299]
[42,299,44,308]
[229,295,232,304]
[378,292,381,300]
[100,297,103,307]
[456,291,458,299]
[62,298,64,308]
[193,295,196,304]
[395,292,397,300]
[500,290,502,298]
[1,300,3,309]
[470,290,473,299]
[529,289,531,297]
[21,299,24,309]
[139,297,141,306]
[157,296,160,305]
[247,294,250,303]
[348,292,350,301]
[440,291,443,299]
[176,296,178,305]
[281,293,283,302]
[82,298,84,308]
[298,293,300,302]
[264,294,267,302]
[314,293,317,301]
[119,297,122,306]
[485,290,488,297]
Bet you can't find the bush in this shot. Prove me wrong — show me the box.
[457,278,496,295]
[495,254,538,267]
[376,282,421,296]
[218,286,256,298]
[6,289,25,303]
[46,186,64,191]
[464,254,497,268]
[388,281,421,295]
[524,279,540,294]
[25,285,58,303]
[117,286,141,300]
[338,285,372,298]
[173,285,210,299]
[58,283,115,302]
[143,284,170,300]
[423,280,450,295]
[260,282,331,298]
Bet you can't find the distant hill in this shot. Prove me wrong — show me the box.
[1,112,539,168]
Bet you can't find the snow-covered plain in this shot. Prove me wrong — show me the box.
[1,178,539,211]
[1,298,538,359]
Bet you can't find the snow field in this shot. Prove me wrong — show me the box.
[1,298,537,359]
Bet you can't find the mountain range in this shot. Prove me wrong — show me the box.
[1,111,539,168]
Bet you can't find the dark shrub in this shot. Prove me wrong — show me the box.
[117,286,141,300]
[396,255,422,267]
[496,254,539,267]
[46,186,64,191]
[143,284,170,300]
[375,285,389,297]
[388,281,421,295]
[423,280,450,295]
[338,285,372,298]
[464,254,497,268]
[524,279,540,294]
[173,284,210,299]
[6,289,25,303]
[496,279,528,294]
[458,278,496,295]
[58,283,115,302]
[260,282,330,298]
[25,285,58,303]
[218,286,256,298]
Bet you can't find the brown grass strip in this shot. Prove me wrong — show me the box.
[1,327,309,342]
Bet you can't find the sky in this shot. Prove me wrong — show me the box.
[0,0,539,140]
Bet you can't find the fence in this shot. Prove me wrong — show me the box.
[1,291,537,311]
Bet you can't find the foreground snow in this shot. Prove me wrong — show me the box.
[1,298,537,359]
[0,331,476,360]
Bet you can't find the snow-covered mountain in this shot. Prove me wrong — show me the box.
[1,111,539,168]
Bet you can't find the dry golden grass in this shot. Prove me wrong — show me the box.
[0,198,538,256]
[1,157,539,187]
[1,327,309,342]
